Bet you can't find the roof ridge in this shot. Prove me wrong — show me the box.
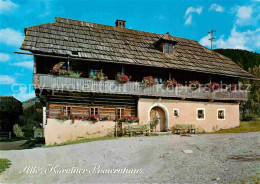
[55,17,197,42]
[0,96,21,102]
[55,17,163,35]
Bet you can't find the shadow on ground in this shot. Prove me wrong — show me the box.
[227,154,260,162]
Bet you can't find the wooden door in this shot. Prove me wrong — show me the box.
[150,107,166,132]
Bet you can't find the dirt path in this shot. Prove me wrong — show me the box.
[0,132,259,184]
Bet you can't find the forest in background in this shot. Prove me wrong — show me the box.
[214,49,260,70]
[214,49,260,120]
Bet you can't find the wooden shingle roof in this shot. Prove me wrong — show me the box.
[21,17,255,79]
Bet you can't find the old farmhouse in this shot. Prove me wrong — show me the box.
[20,17,256,145]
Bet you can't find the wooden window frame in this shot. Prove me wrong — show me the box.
[116,108,125,118]
[217,109,225,120]
[196,108,205,120]
[163,42,173,54]
[173,109,179,118]
[154,77,163,84]
[62,106,71,116]
[89,106,99,116]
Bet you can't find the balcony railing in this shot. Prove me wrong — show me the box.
[33,74,248,101]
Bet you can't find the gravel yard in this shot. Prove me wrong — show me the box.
[0,132,259,184]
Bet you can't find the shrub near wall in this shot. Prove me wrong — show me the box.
[13,124,24,138]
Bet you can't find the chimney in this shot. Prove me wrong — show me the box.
[115,19,126,28]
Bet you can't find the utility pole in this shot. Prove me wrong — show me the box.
[208,30,216,50]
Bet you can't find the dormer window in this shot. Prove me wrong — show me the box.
[164,43,173,54]
[154,32,177,54]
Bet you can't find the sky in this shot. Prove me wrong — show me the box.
[0,0,259,102]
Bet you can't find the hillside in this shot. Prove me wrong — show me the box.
[214,49,260,71]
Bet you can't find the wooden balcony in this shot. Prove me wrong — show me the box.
[33,74,248,101]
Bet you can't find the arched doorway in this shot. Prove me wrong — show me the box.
[149,106,166,132]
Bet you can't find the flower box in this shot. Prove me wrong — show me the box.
[50,68,81,77]
[142,76,157,87]
[114,116,139,124]
[69,72,82,78]
[116,74,131,84]
[50,69,73,76]
[57,113,71,121]
[164,78,180,88]
[88,114,99,124]
[189,81,201,90]
[90,71,108,81]
[207,82,220,91]
[227,84,237,91]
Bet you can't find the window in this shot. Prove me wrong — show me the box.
[173,109,179,117]
[164,43,173,54]
[89,69,99,77]
[197,108,205,120]
[154,77,163,84]
[62,106,71,115]
[217,109,225,120]
[71,51,78,56]
[90,107,99,116]
[116,108,125,118]
[164,43,169,53]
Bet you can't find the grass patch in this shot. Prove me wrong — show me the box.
[211,120,260,134]
[0,158,11,174]
[240,175,260,184]
[45,133,165,147]
[148,133,160,136]
[121,133,160,137]
[45,136,119,147]
[0,137,27,142]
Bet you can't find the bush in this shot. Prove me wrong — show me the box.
[20,111,42,138]
[243,114,259,121]
[13,124,24,138]
[150,117,159,131]
[21,137,45,149]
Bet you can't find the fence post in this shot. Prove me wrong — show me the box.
[9,132,11,139]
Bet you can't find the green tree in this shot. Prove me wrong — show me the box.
[241,65,260,120]
[13,124,24,138]
[20,110,42,138]
[21,98,43,138]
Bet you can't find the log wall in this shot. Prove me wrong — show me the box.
[47,92,137,120]
[48,103,133,120]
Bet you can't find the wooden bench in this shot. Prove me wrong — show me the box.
[125,124,150,137]
[173,124,196,134]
